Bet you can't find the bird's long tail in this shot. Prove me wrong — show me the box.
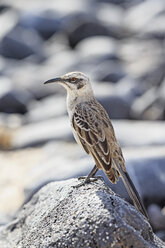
[114,160,148,219]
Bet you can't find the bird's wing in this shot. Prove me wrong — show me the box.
[73,101,148,218]
[72,100,116,178]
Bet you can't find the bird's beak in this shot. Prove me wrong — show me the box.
[44,77,64,85]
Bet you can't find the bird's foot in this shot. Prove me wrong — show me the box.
[73,176,103,188]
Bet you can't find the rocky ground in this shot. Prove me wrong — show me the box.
[0,179,164,248]
[0,0,165,246]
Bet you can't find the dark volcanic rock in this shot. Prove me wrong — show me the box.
[148,204,165,232]
[0,25,44,60]
[108,157,165,207]
[92,60,125,83]
[0,179,164,248]
[0,88,32,114]
[19,11,61,40]
[130,87,164,120]
[66,15,110,48]
[98,95,130,119]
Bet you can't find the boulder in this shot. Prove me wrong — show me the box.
[0,25,44,60]
[66,15,110,48]
[0,83,32,114]
[0,178,164,248]
[19,11,61,40]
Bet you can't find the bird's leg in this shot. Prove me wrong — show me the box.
[74,165,100,188]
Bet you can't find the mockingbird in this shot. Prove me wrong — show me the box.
[44,71,148,219]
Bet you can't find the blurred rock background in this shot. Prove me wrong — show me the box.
[0,0,165,241]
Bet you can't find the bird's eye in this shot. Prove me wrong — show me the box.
[71,77,77,82]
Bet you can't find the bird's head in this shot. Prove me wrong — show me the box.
[44,71,93,96]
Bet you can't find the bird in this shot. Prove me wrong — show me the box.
[44,71,148,219]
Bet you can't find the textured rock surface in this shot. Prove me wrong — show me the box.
[0,178,164,248]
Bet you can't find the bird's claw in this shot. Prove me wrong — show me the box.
[73,176,103,188]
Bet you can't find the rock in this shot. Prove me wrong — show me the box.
[130,87,164,120]
[118,39,164,78]
[0,113,22,129]
[156,231,165,242]
[114,76,143,100]
[0,147,44,215]
[66,14,110,48]
[11,119,165,149]
[25,95,67,123]
[140,62,165,87]
[22,141,165,217]
[0,4,10,13]
[0,179,164,248]
[98,94,130,119]
[94,77,142,119]
[91,60,125,83]
[0,82,33,114]
[0,9,17,41]
[96,156,165,209]
[0,25,44,60]
[142,12,165,40]
[12,116,73,148]
[148,204,165,231]
[91,81,131,119]
[96,3,125,38]
[23,141,92,202]
[76,36,118,61]
[126,157,165,205]
[0,214,11,226]
[96,0,143,7]
[19,11,61,40]
[124,0,165,34]
[113,120,165,147]
[96,3,123,29]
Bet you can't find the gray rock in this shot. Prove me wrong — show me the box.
[0,112,22,128]
[0,4,10,13]
[18,144,165,215]
[124,0,165,34]
[96,3,123,31]
[130,86,164,120]
[0,25,44,60]
[12,119,165,149]
[142,13,165,40]
[148,204,165,231]
[140,62,165,87]
[96,0,144,8]
[76,36,118,61]
[19,11,61,40]
[0,85,33,114]
[0,179,164,248]
[108,157,165,207]
[12,117,72,148]
[98,95,130,119]
[113,120,165,147]
[66,15,110,48]
[127,157,165,205]
[91,60,125,83]
[25,95,67,123]
[156,231,165,242]
[118,39,164,79]
[0,214,11,226]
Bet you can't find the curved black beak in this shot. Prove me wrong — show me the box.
[44,77,63,84]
